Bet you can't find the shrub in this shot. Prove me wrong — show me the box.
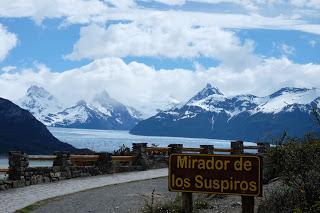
[113,144,131,156]
[259,139,320,212]
[141,189,181,213]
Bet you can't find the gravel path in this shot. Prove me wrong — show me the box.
[28,177,244,213]
[31,177,176,213]
[0,168,167,213]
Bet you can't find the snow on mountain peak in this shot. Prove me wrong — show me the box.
[76,100,88,106]
[27,85,51,98]
[92,90,120,108]
[18,85,64,125]
[204,83,223,95]
[94,90,110,101]
[270,87,311,98]
[255,87,320,114]
[190,83,223,102]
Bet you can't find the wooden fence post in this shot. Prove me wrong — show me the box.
[168,144,192,213]
[231,141,254,213]
[181,192,193,213]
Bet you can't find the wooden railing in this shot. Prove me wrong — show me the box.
[0,142,270,175]
[28,155,135,162]
[0,168,9,173]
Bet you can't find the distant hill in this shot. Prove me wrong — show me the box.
[0,97,81,154]
[18,85,142,130]
[131,84,320,142]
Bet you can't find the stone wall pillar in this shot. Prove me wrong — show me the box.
[8,151,29,181]
[231,141,244,155]
[53,151,71,167]
[168,144,183,155]
[200,145,214,154]
[95,152,112,173]
[132,143,149,170]
[53,151,71,178]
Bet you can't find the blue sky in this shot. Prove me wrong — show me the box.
[0,0,320,115]
[1,18,319,71]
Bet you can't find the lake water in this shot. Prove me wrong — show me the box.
[49,127,255,152]
[0,127,256,171]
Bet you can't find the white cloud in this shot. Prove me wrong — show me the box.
[151,0,186,6]
[1,57,320,117]
[0,0,110,24]
[148,0,320,12]
[280,43,296,55]
[0,0,318,34]
[0,24,17,62]
[65,14,262,70]
[62,8,320,69]
[1,66,16,72]
[309,40,317,47]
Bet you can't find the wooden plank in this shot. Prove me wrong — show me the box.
[146,147,171,153]
[243,146,259,150]
[70,155,99,160]
[182,148,203,152]
[0,168,9,173]
[29,155,56,160]
[112,156,134,162]
[213,148,234,152]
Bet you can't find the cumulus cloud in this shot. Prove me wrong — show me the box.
[0,0,110,24]
[151,0,186,5]
[0,24,17,62]
[280,43,296,55]
[0,0,318,33]
[65,15,261,70]
[1,57,320,117]
[1,66,17,72]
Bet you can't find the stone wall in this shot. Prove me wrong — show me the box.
[0,143,267,191]
[0,144,169,191]
[0,151,114,191]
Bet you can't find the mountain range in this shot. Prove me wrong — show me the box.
[131,84,320,142]
[0,97,81,154]
[18,86,142,130]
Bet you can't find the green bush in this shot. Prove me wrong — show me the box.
[259,138,320,212]
[113,144,131,156]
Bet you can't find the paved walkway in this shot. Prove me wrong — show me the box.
[0,168,168,213]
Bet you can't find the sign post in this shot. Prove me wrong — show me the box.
[231,141,255,213]
[169,153,262,212]
[181,192,192,213]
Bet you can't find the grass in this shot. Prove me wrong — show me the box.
[141,190,217,213]
[15,199,51,213]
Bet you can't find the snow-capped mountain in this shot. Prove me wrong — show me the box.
[18,86,142,130]
[131,84,320,142]
[18,85,64,126]
[53,91,142,130]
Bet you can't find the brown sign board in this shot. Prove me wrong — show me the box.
[169,154,262,196]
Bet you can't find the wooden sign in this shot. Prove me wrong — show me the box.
[169,154,262,196]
